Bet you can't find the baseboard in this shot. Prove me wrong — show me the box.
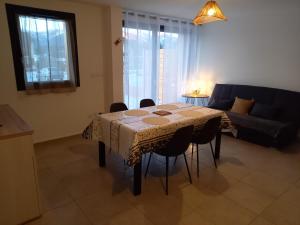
[33,133,82,145]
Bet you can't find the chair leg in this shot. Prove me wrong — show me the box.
[209,142,217,168]
[144,152,153,178]
[183,153,192,184]
[191,143,194,157]
[196,144,199,177]
[166,156,169,195]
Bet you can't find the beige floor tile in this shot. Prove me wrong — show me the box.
[187,145,217,166]
[38,169,73,211]
[242,171,292,197]
[194,195,257,225]
[174,185,221,210]
[295,179,300,188]
[177,210,216,225]
[224,148,270,171]
[255,156,300,184]
[37,149,88,171]
[138,201,192,225]
[61,169,117,199]
[102,208,154,225]
[34,136,83,156]
[191,166,239,194]
[131,191,194,225]
[32,135,300,225]
[250,217,274,225]
[261,187,300,225]
[25,202,91,225]
[50,158,99,180]
[217,162,251,180]
[75,191,135,225]
[223,181,275,214]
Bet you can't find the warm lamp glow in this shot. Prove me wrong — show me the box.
[193,0,227,25]
[185,79,214,96]
[207,8,216,16]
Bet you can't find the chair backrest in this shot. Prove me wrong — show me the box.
[165,125,194,157]
[193,116,221,144]
[110,102,128,112]
[140,99,155,108]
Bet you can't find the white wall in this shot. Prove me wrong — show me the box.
[0,0,123,142]
[102,5,124,112]
[197,0,300,93]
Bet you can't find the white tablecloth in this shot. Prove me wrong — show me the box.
[83,103,231,166]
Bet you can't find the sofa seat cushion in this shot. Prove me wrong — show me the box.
[226,111,293,138]
[208,99,234,110]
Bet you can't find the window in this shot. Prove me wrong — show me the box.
[158,29,179,105]
[123,11,200,109]
[122,27,156,108]
[6,4,80,91]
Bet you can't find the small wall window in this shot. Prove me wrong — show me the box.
[6,4,80,92]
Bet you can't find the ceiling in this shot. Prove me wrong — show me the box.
[70,0,300,20]
[74,0,209,19]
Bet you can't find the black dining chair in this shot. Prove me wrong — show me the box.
[144,125,194,195]
[140,99,155,108]
[192,116,222,177]
[110,102,128,112]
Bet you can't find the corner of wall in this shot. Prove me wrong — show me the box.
[102,5,123,112]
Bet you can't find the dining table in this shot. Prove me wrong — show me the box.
[82,103,233,196]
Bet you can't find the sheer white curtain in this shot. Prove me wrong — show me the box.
[123,12,159,109]
[160,20,201,103]
[123,11,201,108]
[18,15,75,90]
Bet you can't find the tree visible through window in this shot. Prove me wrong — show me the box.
[6,4,80,91]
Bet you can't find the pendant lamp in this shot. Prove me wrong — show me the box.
[193,0,227,25]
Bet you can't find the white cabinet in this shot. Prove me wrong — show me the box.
[0,105,41,225]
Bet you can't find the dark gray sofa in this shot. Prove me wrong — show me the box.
[208,84,300,147]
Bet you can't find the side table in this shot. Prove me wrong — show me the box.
[182,94,210,106]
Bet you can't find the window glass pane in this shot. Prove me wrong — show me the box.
[123,27,154,109]
[158,31,179,104]
[18,15,70,83]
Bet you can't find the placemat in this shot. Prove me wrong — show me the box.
[177,110,204,117]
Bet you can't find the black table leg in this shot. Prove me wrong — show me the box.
[133,161,142,196]
[215,130,222,159]
[98,141,106,167]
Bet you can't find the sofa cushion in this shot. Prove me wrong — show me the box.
[210,84,300,128]
[209,84,233,102]
[231,97,255,114]
[250,103,278,119]
[229,85,276,104]
[208,99,234,110]
[226,111,293,138]
[272,89,300,126]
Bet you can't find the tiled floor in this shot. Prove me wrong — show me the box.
[28,135,300,225]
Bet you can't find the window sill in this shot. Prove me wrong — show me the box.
[24,81,77,95]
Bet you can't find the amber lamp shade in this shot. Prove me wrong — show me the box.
[193,0,227,25]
